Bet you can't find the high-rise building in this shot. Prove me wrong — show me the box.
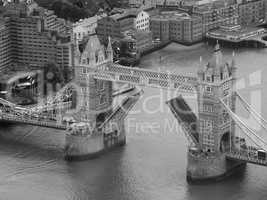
[0,15,74,76]
[0,17,11,70]
[30,6,72,36]
[0,0,74,76]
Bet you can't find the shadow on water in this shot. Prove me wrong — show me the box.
[64,147,135,200]
[0,122,65,161]
[0,135,64,161]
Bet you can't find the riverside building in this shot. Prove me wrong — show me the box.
[150,11,203,44]
[0,14,74,76]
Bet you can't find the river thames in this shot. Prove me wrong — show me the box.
[1,43,267,200]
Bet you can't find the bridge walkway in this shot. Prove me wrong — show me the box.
[88,63,197,93]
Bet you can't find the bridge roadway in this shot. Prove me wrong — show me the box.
[166,96,199,146]
[100,89,143,134]
[226,150,267,167]
[87,63,198,93]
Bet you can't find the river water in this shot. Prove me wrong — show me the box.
[1,43,267,200]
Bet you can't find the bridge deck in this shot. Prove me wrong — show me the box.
[166,96,199,145]
[226,151,267,166]
[101,90,143,134]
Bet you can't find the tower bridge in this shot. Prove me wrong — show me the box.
[1,35,267,182]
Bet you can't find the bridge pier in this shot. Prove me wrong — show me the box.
[186,150,246,183]
[166,43,248,182]
[64,120,126,161]
[64,131,105,160]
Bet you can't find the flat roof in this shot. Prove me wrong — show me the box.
[206,25,266,42]
[151,11,199,21]
[208,26,265,37]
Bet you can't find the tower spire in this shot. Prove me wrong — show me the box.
[106,36,113,61]
[214,40,220,52]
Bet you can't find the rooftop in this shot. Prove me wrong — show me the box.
[206,24,266,42]
[151,11,199,21]
[192,0,236,13]
[108,7,150,21]
[122,29,151,41]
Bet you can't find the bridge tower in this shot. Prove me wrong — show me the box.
[187,44,246,181]
[64,35,126,160]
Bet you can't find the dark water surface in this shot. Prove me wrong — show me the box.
[1,43,267,200]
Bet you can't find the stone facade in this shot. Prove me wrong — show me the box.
[185,44,246,182]
[197,44,237,153]
[65,35,129,160]
[73,34,113,124]
[150,11,203,44]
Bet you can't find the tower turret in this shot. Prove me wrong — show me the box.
[106,36,113,62]
[230,51,237,79]
[197,56,205,81]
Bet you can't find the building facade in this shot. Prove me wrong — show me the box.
[122,29,153,53]
[197,44,237,152]
[129,0,182,8]
[134,10,150,31]
[0,15,73,76]
[74,35,113,122]
[237,0,265,25]
[30,6,72,36]
[192,1,238,34]
[150,11,203,44]
[97,8,152,40]
[0,17,11,70]
[73,14,107,42]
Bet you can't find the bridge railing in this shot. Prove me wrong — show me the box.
[0,111,66,129]
[226,150,267,166]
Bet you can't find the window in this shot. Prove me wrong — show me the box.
[203,104,214,113]
[100,94,106,104]
[222,109,229,123]
[206,86,212,92]
[82,67,86,74]
[97,80,104,91]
